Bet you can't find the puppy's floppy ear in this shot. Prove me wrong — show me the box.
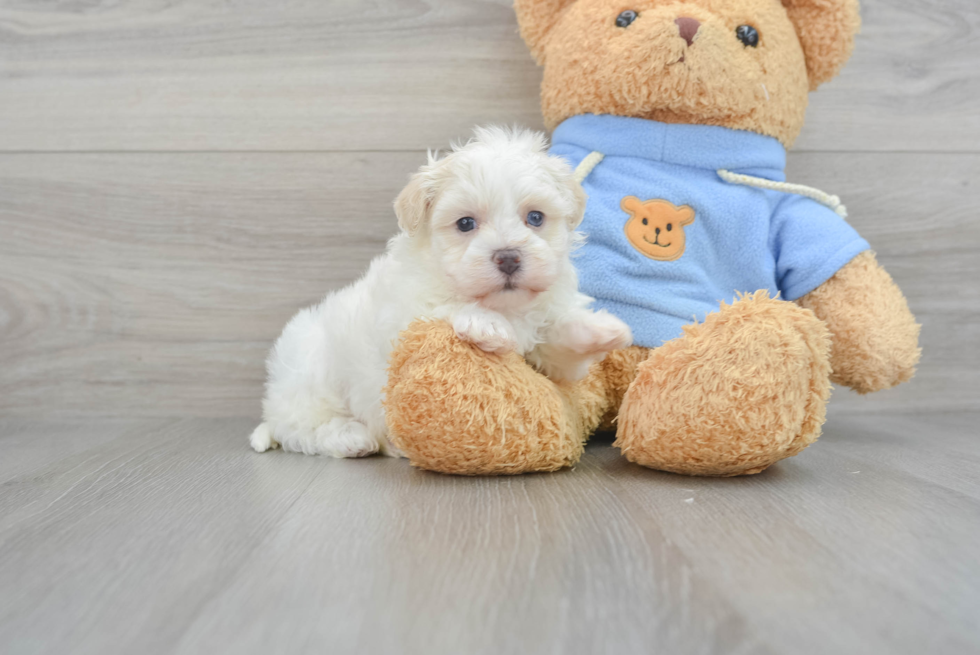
[782,0,861,90]
[393,172,429,236]
[394,154,441,236]
[515,0,579,64]
[544,153,588,229]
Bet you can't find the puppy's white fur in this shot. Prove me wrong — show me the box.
[250,127,632,458]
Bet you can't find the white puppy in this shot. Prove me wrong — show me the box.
[250,127,632,458]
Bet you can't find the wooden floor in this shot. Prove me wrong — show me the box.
[2,0,980,653]
[1,413,978,655]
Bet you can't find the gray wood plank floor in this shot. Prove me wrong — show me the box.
[1,414,978,655]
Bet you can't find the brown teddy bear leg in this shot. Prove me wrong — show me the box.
[615,291,833,477]
[384,320,613,475]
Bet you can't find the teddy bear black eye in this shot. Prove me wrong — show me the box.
[667,223,673,231]
[642,218,648,225]
[616,10,638,28]
[527,210,545,227]
[456,217,476,232]
[736,25,759,48]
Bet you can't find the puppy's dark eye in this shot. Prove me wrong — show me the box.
[526,210,544,227]
[456,217,476,232]
[642,218,648,225]
[616,10,638,28]
[667,223,673,231]
[736,25,759,47]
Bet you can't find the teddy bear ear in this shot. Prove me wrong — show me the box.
[514,0,579,64]
[676,206,696,225]
[782,0,861,90]
[620,196,645,215]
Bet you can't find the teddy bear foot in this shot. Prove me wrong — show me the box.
[615,291,833,477]
[384,320,593,475]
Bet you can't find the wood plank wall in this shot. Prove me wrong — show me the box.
[1,0,978,418]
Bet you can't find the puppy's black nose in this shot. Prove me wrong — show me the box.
[493,250,522,276]
[675,17,700,46]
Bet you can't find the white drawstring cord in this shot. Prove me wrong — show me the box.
[717,169,849,219]
[572,151,848,220]
[573,151,605,183]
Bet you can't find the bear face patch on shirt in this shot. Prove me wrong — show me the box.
[622,196,696,261]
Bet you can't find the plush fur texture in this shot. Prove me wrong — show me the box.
[383,0,921,477]
[615,291,832,476]
[385,320,641,474]
[797,250,921,394]
[385,321,587,474]
[251,126,630,459]
[516,0,859,147]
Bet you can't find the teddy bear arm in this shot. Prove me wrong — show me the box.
[796,251,921,394]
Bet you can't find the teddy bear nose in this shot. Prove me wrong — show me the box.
[493,250,522,276]
[675,17,700,47]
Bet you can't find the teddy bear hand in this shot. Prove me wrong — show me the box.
[384,320,590,475]
[797,251,922,394]
[615,291,833,476]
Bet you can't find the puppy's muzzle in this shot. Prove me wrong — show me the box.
[493,250,522,276]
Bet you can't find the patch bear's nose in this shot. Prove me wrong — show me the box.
[493,250,522,276]
[675,17,700,47]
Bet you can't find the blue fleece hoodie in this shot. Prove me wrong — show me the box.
[550,114,870,349]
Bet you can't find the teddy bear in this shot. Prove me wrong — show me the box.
[382,0,921,476]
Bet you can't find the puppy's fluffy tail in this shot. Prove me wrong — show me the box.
[249,422,278,453]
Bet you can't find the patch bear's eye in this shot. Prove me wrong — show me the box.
[616,10,638,28]
[667,223,673,231]
[736,25,760,48]
[642,218,648,225]
[456,217,476,232]
[526,211,544,227]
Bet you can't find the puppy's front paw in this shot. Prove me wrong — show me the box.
[453,311,519,355]
[558,310,633,356]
